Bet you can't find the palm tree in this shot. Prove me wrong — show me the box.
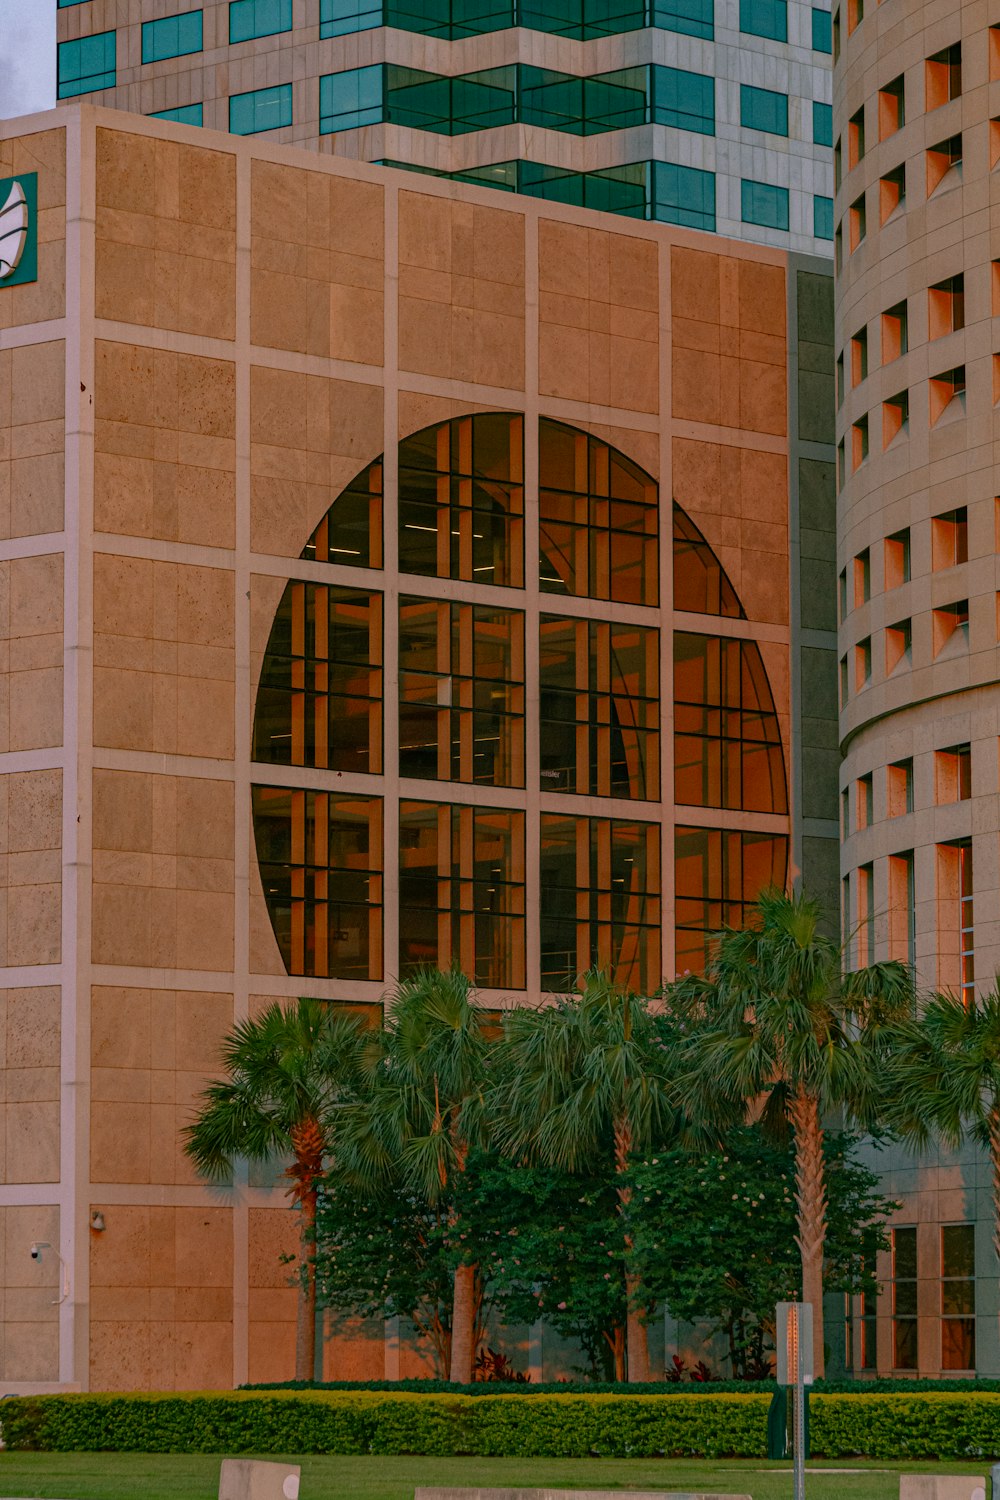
[491,969,675,1382]
[668,890,913,1378]
[885,988,1000,1261]
[337,968,492,1384]
[184,997,366,1381]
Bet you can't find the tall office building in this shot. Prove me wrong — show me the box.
[55,0,835,253]
[835,0,1000,1375]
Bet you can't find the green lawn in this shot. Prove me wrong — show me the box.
[0,1455,993,1500]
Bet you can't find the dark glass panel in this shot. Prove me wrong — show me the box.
[673,632,786,813]
[673,504,743,616]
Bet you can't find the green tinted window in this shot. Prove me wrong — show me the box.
[741,84,787,136]
[142,11,203,63]
[320,67,384,132]
[521,65,647,135]
[392,0,514,34]
[813,100,833,145]
[387,66,516,133]
[653,0,713,38]
[654,66,715,135]
[149,103,205,125]
[814,195,834,239]
[652,161,714,231]
[519,0,644,38]
[320,0,383,33]
[229,82,292,133]
[742,178,789,230]
[811,6,832,50]
[57,31,116,97]
[739,0,786,39]
[230,0,292,42]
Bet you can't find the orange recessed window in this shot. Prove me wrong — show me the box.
[880,165,906,223]
[847,0,863,33]
[851,326,869,385]
[992,261,1000,315]
[932,507,968,570]
[882,300,908,362]
[837,352,845,407]
[886,618,912,674]
[883,390,909,446]
[848,107,866,168]
[834,137,843,192]
[839,567,848,622]
[837,438,846,492]
[887,758,913,817]
[932,599,969,657]
[884,529,910,590]
[849,193,867,250]
[935,743,972,803]
[851,416,870,470]
[879,74,905,138]
[855,636,872,690]
[994,355,1000,407]
[927,134,962,196]
[856,772,873,828]
[854,547,871,606]
[926,42,962,110]
[839,652,849,706]
[833,8,841,60]
[929,366,965,424]
[991,24,1000,81]
[990,118,1000,170]
[928,274,965,339]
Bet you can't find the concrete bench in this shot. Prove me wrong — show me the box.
[900,1479,986,1500]
[219,1459,301,1500]
[414,1490,752,1499]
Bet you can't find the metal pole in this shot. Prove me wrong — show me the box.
[792,1305,805,1500]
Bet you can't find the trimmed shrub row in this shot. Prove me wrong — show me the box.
[0,1391,770,1458]
[6,1390,1000,1459]
[245,1376,1000,1396]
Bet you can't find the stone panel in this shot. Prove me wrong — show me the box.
[399,193,525,390]
[247,1208,298,1385]
[0,986,60,1184]
[249,367,383,559]
[91,770,234,972]
[90,986,233,1185]
[0,341,65,539]
[95,129,236,340]
[0,770,62,968]
[94,340,236,548]
[89,1204,233,1390]
[1,1204,59,1382]
[0,553,63,752]
[538,220,657,411]
[250,161,383,365]
[93,555,234,758]
[0,129,66,332]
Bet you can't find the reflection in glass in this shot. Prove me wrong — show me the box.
[539,419,658,604]
[892,1224,918,1370]
[253,583,382,772]
[674,826,788,973]
[252,787,383,979]
[399,413,524,585]
[673,505,743,617]
[303,458,383,570]
[399,801,525,986]
[539,616,659,799]
[540,815,660,992]
[941,1223,975,1370]
[399,598,525,786]
[673,632,786,812]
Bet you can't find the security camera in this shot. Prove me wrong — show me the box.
[30,1242,50,1262]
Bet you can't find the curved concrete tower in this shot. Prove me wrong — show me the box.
[836,0,1000,1374]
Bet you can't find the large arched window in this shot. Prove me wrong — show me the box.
[251,413,787,989]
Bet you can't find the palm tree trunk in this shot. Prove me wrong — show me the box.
[614,1116,650,1383]
[295,1185,317,1382]
[789,1087,827,1379]
[450,1261,478,1383]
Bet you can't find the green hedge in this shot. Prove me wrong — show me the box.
[0,1391,767,1458]
[244,1376,1000,1395]
[5,1390,1000,1459]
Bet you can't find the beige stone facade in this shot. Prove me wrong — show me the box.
[835,0,1000,1375]
[0,102,832,1390]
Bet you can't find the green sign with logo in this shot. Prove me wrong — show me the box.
[0,172,38,288]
